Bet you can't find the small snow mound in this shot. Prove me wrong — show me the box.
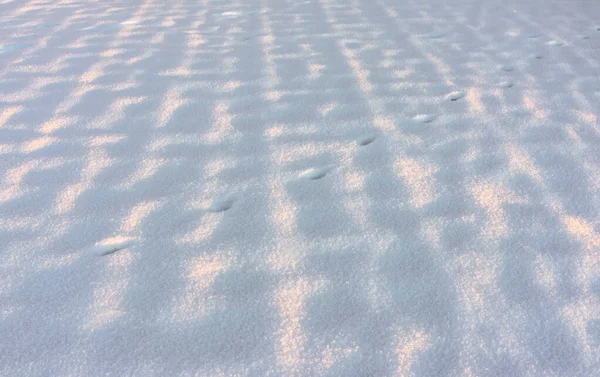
[208,195,235,212]
[498,80,514,88]
[89,237,134,256]
[357,134,376,146]
[499,64,514,72]
[546,40,563,46]
[300,167,331,180]
[413,114,436,123]
[446,90,466,101]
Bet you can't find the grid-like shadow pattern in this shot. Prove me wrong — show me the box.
[1,0,600,375]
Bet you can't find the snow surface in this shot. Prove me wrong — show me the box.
[1,0,600,376]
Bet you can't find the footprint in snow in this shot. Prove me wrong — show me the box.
[413,114,436,123]
[217,10,260,19]
[300,167,330,180]
[498,80,514,88]
[357,134,376,146]
[219,11,242,18]
[499,64,514,72]
[89,237,134,256]
[121,20,146,26]
[446,90,466,101]
[208,195,235,212]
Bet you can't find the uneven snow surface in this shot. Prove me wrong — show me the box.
[1,0,600,375]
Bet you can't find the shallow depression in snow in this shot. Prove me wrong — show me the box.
[446,90,466,101]
[89,237,135,256]
[300,167,331,180]
[357,134,377,146]
[207,195,235,212]
[412,114,437,123]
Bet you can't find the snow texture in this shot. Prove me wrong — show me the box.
[1,0,600,376]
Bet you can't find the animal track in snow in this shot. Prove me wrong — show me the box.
[357,134,376,146]
[446,90,466,101]
[208,195,235,212]
[219,11,242,18]
[89,237,134,256]
[300,167,331,180]
[413,114,436,123]
[121,20,149,26]
[217,10,260,19]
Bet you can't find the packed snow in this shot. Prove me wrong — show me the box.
[1,0,600,375]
